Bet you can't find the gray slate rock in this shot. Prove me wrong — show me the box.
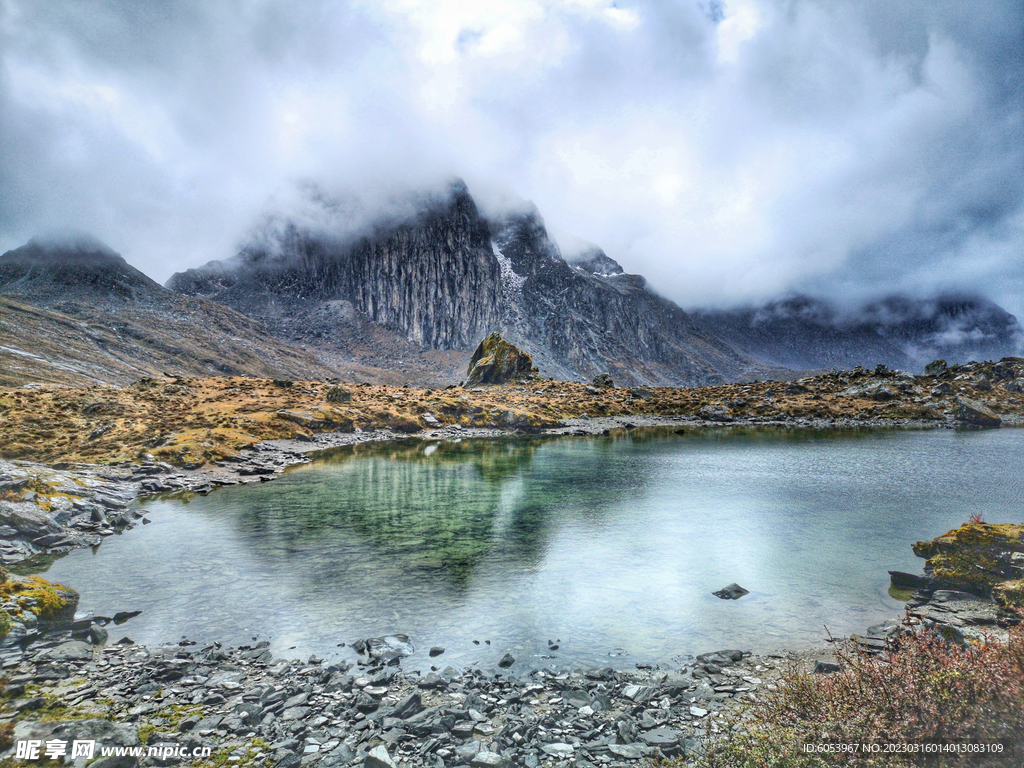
[712,583,749,600]
[953,396,1001,427]
[364,745,397,768]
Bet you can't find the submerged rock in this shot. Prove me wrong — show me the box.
[365,634,415,660]
[464,333,538,387]
[712,583,749,600]
[888,570,929,590]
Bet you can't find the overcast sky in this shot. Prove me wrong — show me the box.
[1,0,1022,313]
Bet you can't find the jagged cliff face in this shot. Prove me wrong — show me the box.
[489,211,758,385]
[170,184,502,351]
[169,184,764,387]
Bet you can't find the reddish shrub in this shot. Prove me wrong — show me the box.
[695,619,1024,767]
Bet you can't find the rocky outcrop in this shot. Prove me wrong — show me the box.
[464,333,537,387]
[912,522,1024,607]
[0,570,79,642]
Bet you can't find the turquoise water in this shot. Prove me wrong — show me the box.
[37,427,1024,670]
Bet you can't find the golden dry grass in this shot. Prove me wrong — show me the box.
[1,361,1021,467]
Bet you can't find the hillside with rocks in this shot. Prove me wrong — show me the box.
[0,237,347,387]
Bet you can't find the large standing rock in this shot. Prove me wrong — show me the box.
[953,396,1001,427]
[465,333,537,387]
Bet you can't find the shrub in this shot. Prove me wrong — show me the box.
[692,620,1024,767]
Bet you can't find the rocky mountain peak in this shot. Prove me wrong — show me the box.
[0,235,163,307]
[488,206,560,278]
[564,247,625,277]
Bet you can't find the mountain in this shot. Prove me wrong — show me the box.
[169,182,768,386]
[690,294,1024,373]
[0,236,346,387]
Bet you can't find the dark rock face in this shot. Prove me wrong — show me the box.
[170,182,502,351]
[168,182,761,387]
[953,396,1001,427]
[691,294,1023,374]
[487,209,758,386]
[465,333,537,387]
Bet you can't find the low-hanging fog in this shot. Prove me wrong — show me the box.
[1,0,1021,314]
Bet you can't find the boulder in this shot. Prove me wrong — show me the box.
[888,570,929,590]
[695,650,745,665]
[0,502,62,539]
[364,745,397,768]
[464,333,538,387]
[913,522,1024,606]
[326,386,353,403]
[838,380,895,401]
[365,634,415,660]
[497,653,515,668]
[699,405,733,422]
[592,373,614,388]
[712,583,749,600]
[952,396,1001,427]
[924,359,948,376]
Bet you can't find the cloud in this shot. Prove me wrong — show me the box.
[1,0,1021,315]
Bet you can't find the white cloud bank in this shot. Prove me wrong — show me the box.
[1,0,1021,312]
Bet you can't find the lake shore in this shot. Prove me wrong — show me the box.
[2,359,1023,767]
[3,527,1018,768]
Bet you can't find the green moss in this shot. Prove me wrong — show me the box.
[0,608,10,639]
[914,521,1024,604]
[993,578,1024,608]
[138,724,157,744]
[156,703,204,726]
[190,738,270,768]
[0,576,69,618]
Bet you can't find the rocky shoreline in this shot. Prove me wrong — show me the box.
[3,544,1017,768]
[5,620,821,768]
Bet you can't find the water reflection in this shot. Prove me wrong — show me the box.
[36,427,1024,670]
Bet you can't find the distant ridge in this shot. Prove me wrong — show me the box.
[690,294,1024,373]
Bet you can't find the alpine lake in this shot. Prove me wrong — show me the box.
[32,426,1024,672]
